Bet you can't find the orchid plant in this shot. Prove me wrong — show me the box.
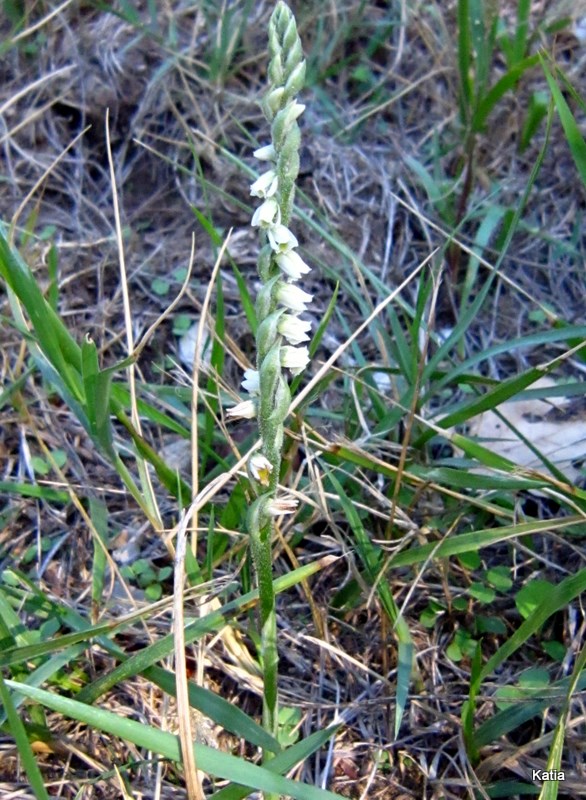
[228,1,311,750]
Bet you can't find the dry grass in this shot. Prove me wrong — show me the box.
[1,1,586,798]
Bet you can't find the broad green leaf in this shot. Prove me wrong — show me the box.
[417,465,545,492]
[424,103,554,392]
[468,582,495,604]
[426,326,586,399]
[191,206,224,247]
[486,567,513,592]
[462,203,506,309]
[415,367,556,448]
[89,497,109,617]
[519,90,549,152]
[115,410,192,505]
[309,281,339,360]
[0,574,275,753]
[0,608,147,668]
[145,666,276,755]
[0,480,69,503]
[0,229,84,414]
[230,260,257,335]
[515,580,554,619]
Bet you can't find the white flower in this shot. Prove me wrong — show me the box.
[280,345,310,375]
[226,399,256,420]
[242,368,260,394]
[278,314,311,345]
[276,283,313,313]
[250,170,278,198]
[267,495,298,516]
[268,224,298,253]
[248,454,273,487]
[251,198,280,228]
[276,249,311,280]
[253,144,276,161]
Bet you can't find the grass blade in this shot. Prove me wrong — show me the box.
[209,724,341,800]
[473,55,539,131]
[414,366,557,448]
[389,517,584,569]
[475,672,586,748]
[480,569,586,681]
[0,676,50,800]
[5,681,344,800]
[326,472,413,736]
[540,56,586,188]
[538,645,586,800]
[457,0,473,124]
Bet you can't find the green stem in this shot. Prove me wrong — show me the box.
[251,519,279,739]
[256,376,284,743]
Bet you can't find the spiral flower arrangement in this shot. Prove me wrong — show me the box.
[228,1,310,742]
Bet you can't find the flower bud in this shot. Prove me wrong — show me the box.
[284,60,306,97]
[257,309,285,361]
[268,56,284,88]
[253,144,277,161]
[267,374,291,426]
[271,101,305,149]
[256,273,281,321]
[265,86,285,116]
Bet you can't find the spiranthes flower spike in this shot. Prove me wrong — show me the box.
[236,3,315,746]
